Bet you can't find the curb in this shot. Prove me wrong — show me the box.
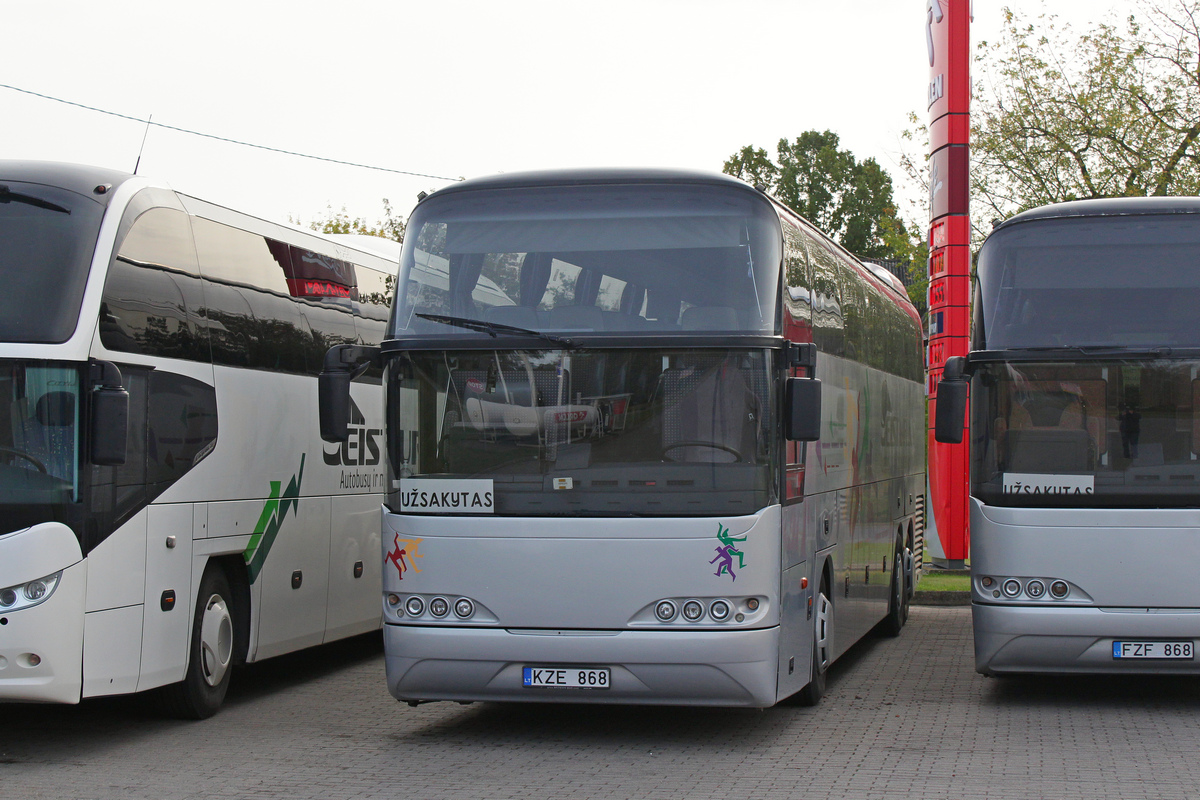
[912,590,971,606]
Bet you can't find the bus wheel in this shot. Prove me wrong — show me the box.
[794,582,831,706]
[881,540,908,637]
[159,566,235,719]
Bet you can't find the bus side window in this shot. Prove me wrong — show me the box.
[101,205,207,361]
[191,218,310,375]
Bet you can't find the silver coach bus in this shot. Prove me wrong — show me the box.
[936,196,1200,675]
[322,169,926,706]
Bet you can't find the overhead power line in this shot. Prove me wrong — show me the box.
[0,82,460,183]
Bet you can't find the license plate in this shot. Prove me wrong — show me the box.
[1112,641,1194,659]
[522,666,610,688]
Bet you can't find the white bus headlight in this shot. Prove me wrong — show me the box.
[405,596,425,617]
[454,598,474,618]
[1002,579,1022,597]
[682,600,704,621]
[709,600,731,621]
[0,571,61,613]
[429,597,449,618]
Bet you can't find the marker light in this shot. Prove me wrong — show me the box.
[682,600,704,621]
[746,598,760,611]
[981,577,994,588]
[1003,579,1022,597]
[709,600,731,621]
[429,597,450,618]
[1050,580,1069,598]
[387,593,401,607]
[454,598,475,618]
[655,601,677,622]
[405,597,425,616]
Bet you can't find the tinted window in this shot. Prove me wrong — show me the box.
[101,206,209,360]
[191,217,309,373]
[978,214,1200,349]
[394,183,782,337]
[807,238,844,356]
[0,181,105,343]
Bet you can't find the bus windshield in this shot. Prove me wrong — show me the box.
[0,181,106,343]
[388,347,778,516]
[977,214,1200,349]
[391,183,782,338]
[0,360,81,506]
[970,359,1200,508]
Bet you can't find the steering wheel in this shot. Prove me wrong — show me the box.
[661,440,744,463]
[0,446,48,474]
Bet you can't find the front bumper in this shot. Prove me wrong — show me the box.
[974,602,1200,675]
[385,623,781,707]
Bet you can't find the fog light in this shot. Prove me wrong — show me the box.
[1003,579,1021,597]
[1026,580,1046,599]
[682,600,704,621]
[746,597,760,611]
[23,581,47,601]
[405,596,425,616]
[709,600,731,621]
[0,589,14,607]
[1050,580,1069,598]
[429,597,449,617]
[655,600,676,621]
[454,598,474,618]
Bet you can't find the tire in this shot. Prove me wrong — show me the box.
[159,565,235,719]
[880,540,908,637]
[794,582,832,706]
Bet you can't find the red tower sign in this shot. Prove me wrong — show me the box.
[926,0,971,567]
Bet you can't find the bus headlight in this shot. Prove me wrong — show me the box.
[1002,579,1022,597]
[709,600,731,621]
[405,596,426,617]
[0,572,61,613]
[429,597,450,618]
[655,600,677,622]
[1050,580,1069,598]
[682,600,704,621]
[454,598,475,619]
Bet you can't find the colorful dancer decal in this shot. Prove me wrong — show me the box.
[710,523,747,581]
[243,455,305,584]
[386,533,424,580]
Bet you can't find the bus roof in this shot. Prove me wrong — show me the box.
[996,196,1200,233]
[418,167,761,202]
[0,160,135,207]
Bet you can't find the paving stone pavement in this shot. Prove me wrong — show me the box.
[4,606,1200,799]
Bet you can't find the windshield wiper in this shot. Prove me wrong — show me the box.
[415,313,577,348]
[1002,345,1178,358]
[0,185,70,214]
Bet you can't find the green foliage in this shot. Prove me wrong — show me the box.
[299,199,407,243]
[723,130,911,261]
[973,1,1200,221]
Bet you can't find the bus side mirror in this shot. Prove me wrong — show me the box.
[785,377,822,442]
[90,360,128,466]
[934,355,968,444]
[319,345,380,443]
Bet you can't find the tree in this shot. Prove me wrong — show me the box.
[725,130,924,307]
[298,199,406,243]
[724,130,910,261]
[972,1,1200,223]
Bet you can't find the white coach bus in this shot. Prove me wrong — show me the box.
[320,168,926,707]
[0,161,392,717]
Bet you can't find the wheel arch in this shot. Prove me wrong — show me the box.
[202,555,251,666]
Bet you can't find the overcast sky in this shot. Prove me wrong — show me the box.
[3,0,1133,231]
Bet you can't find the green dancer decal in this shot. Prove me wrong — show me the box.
[716,523,747,569]
[243,454,305,584]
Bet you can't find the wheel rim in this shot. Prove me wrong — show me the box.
[814,591,831,673]
[199,593,233,687]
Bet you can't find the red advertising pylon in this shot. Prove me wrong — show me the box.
[926,0,971,567]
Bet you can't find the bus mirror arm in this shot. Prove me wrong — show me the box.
[88,359,128,467]
[934,355,970,444]
[319,345,381,443]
